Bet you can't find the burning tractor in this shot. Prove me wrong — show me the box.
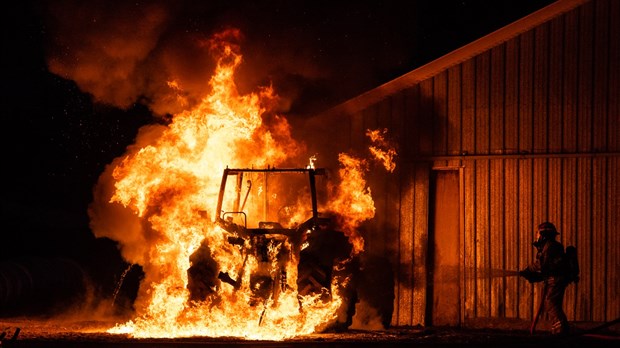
[187,167,358,330]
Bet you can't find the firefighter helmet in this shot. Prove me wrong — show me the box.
[537,221,559,236]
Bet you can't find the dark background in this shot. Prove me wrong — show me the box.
[1,0,555,315]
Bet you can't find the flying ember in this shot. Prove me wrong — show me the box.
[90,29,391,340]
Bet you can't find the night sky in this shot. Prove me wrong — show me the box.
[2,0,555,315]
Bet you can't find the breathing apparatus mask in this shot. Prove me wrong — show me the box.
[532,235,548,249]
[532,222,558,250]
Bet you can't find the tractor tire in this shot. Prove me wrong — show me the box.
[296,228,358,331]
[297,254,331,299]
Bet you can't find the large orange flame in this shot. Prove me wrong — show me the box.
[326,154,374,255]
[95,29,395,340]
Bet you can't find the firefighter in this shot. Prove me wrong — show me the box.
[519,222,570,335]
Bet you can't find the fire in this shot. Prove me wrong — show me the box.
[307,154,317,169]
[366,128,397,173]
[92,29,393,340]
[326,154,374,255]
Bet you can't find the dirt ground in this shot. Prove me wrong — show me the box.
[1,317,618,348]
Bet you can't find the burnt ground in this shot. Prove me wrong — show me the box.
[1,317,618,348]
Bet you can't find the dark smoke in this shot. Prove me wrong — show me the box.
[42,0,422,119]
[44,0,192,116]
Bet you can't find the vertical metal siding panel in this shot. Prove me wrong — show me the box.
[490,45,505,153]
[561,9,580,322]
[549,16,564,152]
[409,85,422,156]
[397,161,414,326]
[592,0,612,323]
[504,159,518,318]
[462,60,476,155]
[609,0,620,152]
[578,2,594,153]
[476,52,491,156]
[577,2,595,321]
[505,39,519,152]
[400,87,419,326]
[475,52,491,318]
[518,159,535,320]
[518,30,535,321]
[561,158,578,320]
[545,0,563,233]
[592,158,606,321]
[490,45,506,317]
[385,97,402,327]
[524,26,548,320]
[447,66,462,155]
[403,87,418,160]
[475,158,490,319]
[504,38,519,319]
[408,87,423,325]
[391,90,410,326]
[519,32,534,154]
[419,80,434,156]
[413,163,429,325]
[433,72,448,157]
[577,157,592,320]
[463,160,476,321]
[607,157,620,320]
[532,158,547,315]
[593,0,609,153]
[490,159,505,317]
[533,24,550,154]
[548,159,562,226]
[563,9,579,153]
[461,59,477,321]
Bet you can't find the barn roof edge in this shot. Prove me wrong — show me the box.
[316,0,590,119]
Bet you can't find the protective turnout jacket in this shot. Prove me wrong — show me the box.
[526,239,566,279]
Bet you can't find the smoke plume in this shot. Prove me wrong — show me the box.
[42,0,339,118]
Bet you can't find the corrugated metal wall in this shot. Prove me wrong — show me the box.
[305,0,618,327]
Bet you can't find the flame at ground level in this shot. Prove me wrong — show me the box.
[108,282,344,340]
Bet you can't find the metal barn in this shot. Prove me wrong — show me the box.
[304,0,619,329]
